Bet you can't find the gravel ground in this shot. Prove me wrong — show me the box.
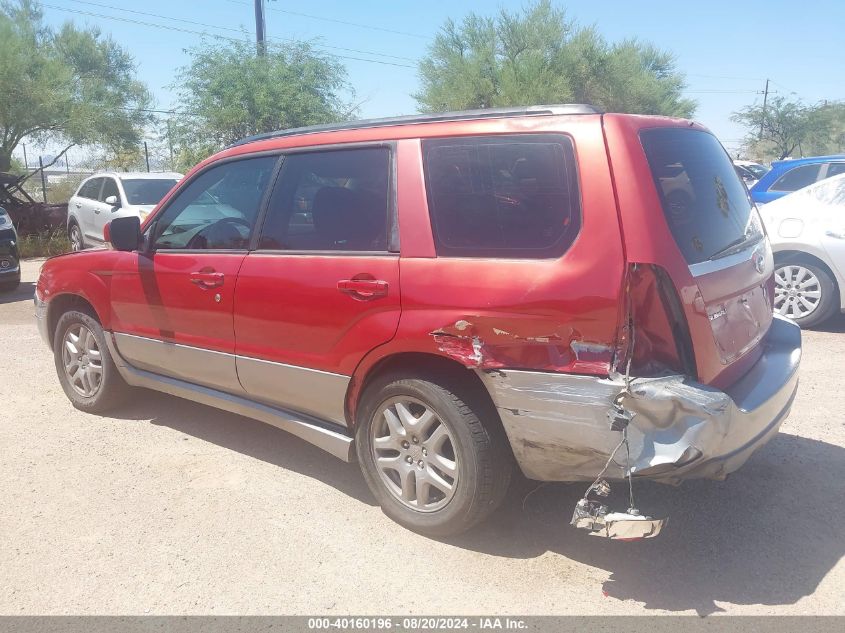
[1,258,844,616]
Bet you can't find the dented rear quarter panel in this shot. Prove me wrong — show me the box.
[348,117,626,410]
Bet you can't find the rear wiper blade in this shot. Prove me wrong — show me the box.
[710,233,763,260]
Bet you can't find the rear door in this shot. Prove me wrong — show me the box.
[109,155,278,393]
[233,145,400,426]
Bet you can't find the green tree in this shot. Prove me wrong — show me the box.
[733,97,845,161]
[170,40,354,171]
[0,0,152,173]
[415,0,695,117]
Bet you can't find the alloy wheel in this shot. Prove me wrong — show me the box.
[370,397,459,513]
[61,324,103,397]
[69,225,83,252]
[774,264,822,319]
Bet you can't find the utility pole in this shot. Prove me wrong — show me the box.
[759,78,770,140]
[21,143,28,170]
[254,0,266,56]
[144,142,151,172]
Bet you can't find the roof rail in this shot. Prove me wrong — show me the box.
[229,104,601,148]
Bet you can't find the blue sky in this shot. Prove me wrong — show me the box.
[38,0,845,156]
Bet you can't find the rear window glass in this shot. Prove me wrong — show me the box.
[78,178,101,199]
[770,164,820,192]
[641,128,761,265]
[422,134,580,258]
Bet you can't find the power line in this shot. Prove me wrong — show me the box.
[225,0,430,40]
[44,3,417,68]
[58,0,418,63]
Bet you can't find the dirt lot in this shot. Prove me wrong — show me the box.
[2,258,844,616]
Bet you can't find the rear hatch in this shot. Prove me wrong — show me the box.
[638,127,773,385]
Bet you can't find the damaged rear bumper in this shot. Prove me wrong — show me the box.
[477,315,801,483]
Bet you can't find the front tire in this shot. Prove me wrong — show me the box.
[53,310,131,413]
[356,372,512,537]
[774,260,837,328]
[68,221,84,251]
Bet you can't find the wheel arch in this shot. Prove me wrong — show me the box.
[46,293,103,351]
[347,351,504,434]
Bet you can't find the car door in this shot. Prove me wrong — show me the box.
[74,177,103,242]
[815,176,845,280]
[233,145,401,426]
[91,177,122,244]
[109,154,279,393]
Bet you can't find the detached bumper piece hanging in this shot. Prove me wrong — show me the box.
[570,496,665,540]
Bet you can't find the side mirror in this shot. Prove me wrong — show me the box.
[104,195,120,207]
[107,216,141,251]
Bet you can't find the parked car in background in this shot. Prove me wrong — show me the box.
[0,206,20,291]
[735,164,760,188]
[36,106,801,537]
[734,159,769,180]
[67,172,182,251]
[750,155,845,205]
[759,173,845,327]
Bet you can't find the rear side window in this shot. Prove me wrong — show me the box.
[826,163,845,178]
[422,134,581,258]
[770,164,820,192]
[641,128,761,265]
[258,147,391,252]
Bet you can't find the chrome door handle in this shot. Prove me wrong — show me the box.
[825,230,845,239]
[94,209,100,214]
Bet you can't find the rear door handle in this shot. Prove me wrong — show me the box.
[825,230,845,240]
[75,203,82,208]
[190,271,224,288]
[337,279,388,300]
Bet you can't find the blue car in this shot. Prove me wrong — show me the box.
[750,155,845,204]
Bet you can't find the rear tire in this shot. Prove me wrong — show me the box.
[774,260,837,328]
[356,371,512,537]
[0,278,19,292]
[53,309,131,413]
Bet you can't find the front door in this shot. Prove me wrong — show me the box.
[234,145,401,426]
[109,155,279,393]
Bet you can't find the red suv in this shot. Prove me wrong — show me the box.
[35,106,801,537]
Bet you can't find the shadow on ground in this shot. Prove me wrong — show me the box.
[110,390,375,506]
[0,281,35,304]
[109,391,843,615]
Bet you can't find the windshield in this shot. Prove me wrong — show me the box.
[641,128,763,265]
[121,178,179,205]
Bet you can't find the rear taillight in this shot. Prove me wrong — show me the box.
[620,264,697,378]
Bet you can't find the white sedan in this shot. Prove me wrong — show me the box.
[759,173,845,327]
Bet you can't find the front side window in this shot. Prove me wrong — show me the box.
[258,147,391,252]
[78,178,102,200]
[122,178,179,205]
[100,178,120,203]
[770,164,820,192]
[422,135,581,258]
[151,156,277,250]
